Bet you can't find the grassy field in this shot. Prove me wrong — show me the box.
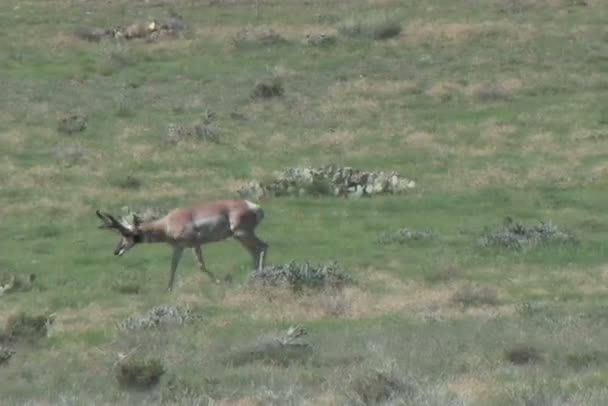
[0,0,607,404]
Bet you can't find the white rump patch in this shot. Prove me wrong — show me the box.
[245,200,259,210]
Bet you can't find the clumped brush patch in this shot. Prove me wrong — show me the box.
[238,165,415,199]
[116,358,165,390]
[350,370,411,404]
[249,261,353,291]
[479,217,579,250]
[505,344,543,365]
[1,312,54,343]
[165,111,221,144]
[251,78,285,99]
[57,114,87,135]
[232,27,288,49]
[0,273,36,296]
[0,346,15,366]
[338,14,402,40]
[304,32,337,47]
[118,305,205,331]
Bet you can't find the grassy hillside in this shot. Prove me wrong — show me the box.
[0,0,607,404]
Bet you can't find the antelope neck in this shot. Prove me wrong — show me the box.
[138,221,168,243]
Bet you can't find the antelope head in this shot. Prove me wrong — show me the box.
[96,210,142,256]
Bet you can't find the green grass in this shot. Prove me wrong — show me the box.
[0,0,607,404]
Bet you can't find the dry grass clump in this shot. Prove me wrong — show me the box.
[116,358,165,390]
[339,14,402,40]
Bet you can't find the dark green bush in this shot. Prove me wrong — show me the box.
[116,358,165,390]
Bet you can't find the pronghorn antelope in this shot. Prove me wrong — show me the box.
[96,199,268,291]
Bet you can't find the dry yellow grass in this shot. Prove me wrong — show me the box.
[426,78,523,101]
[196,23,337,44]
[222,271,513,322]
[401,21,536,48]
[448,375,493,403]
[0,128,28,147]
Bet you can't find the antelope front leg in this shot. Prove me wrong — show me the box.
[167,246,184,291]
[193,246,219,284]
[235,234,269,272]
